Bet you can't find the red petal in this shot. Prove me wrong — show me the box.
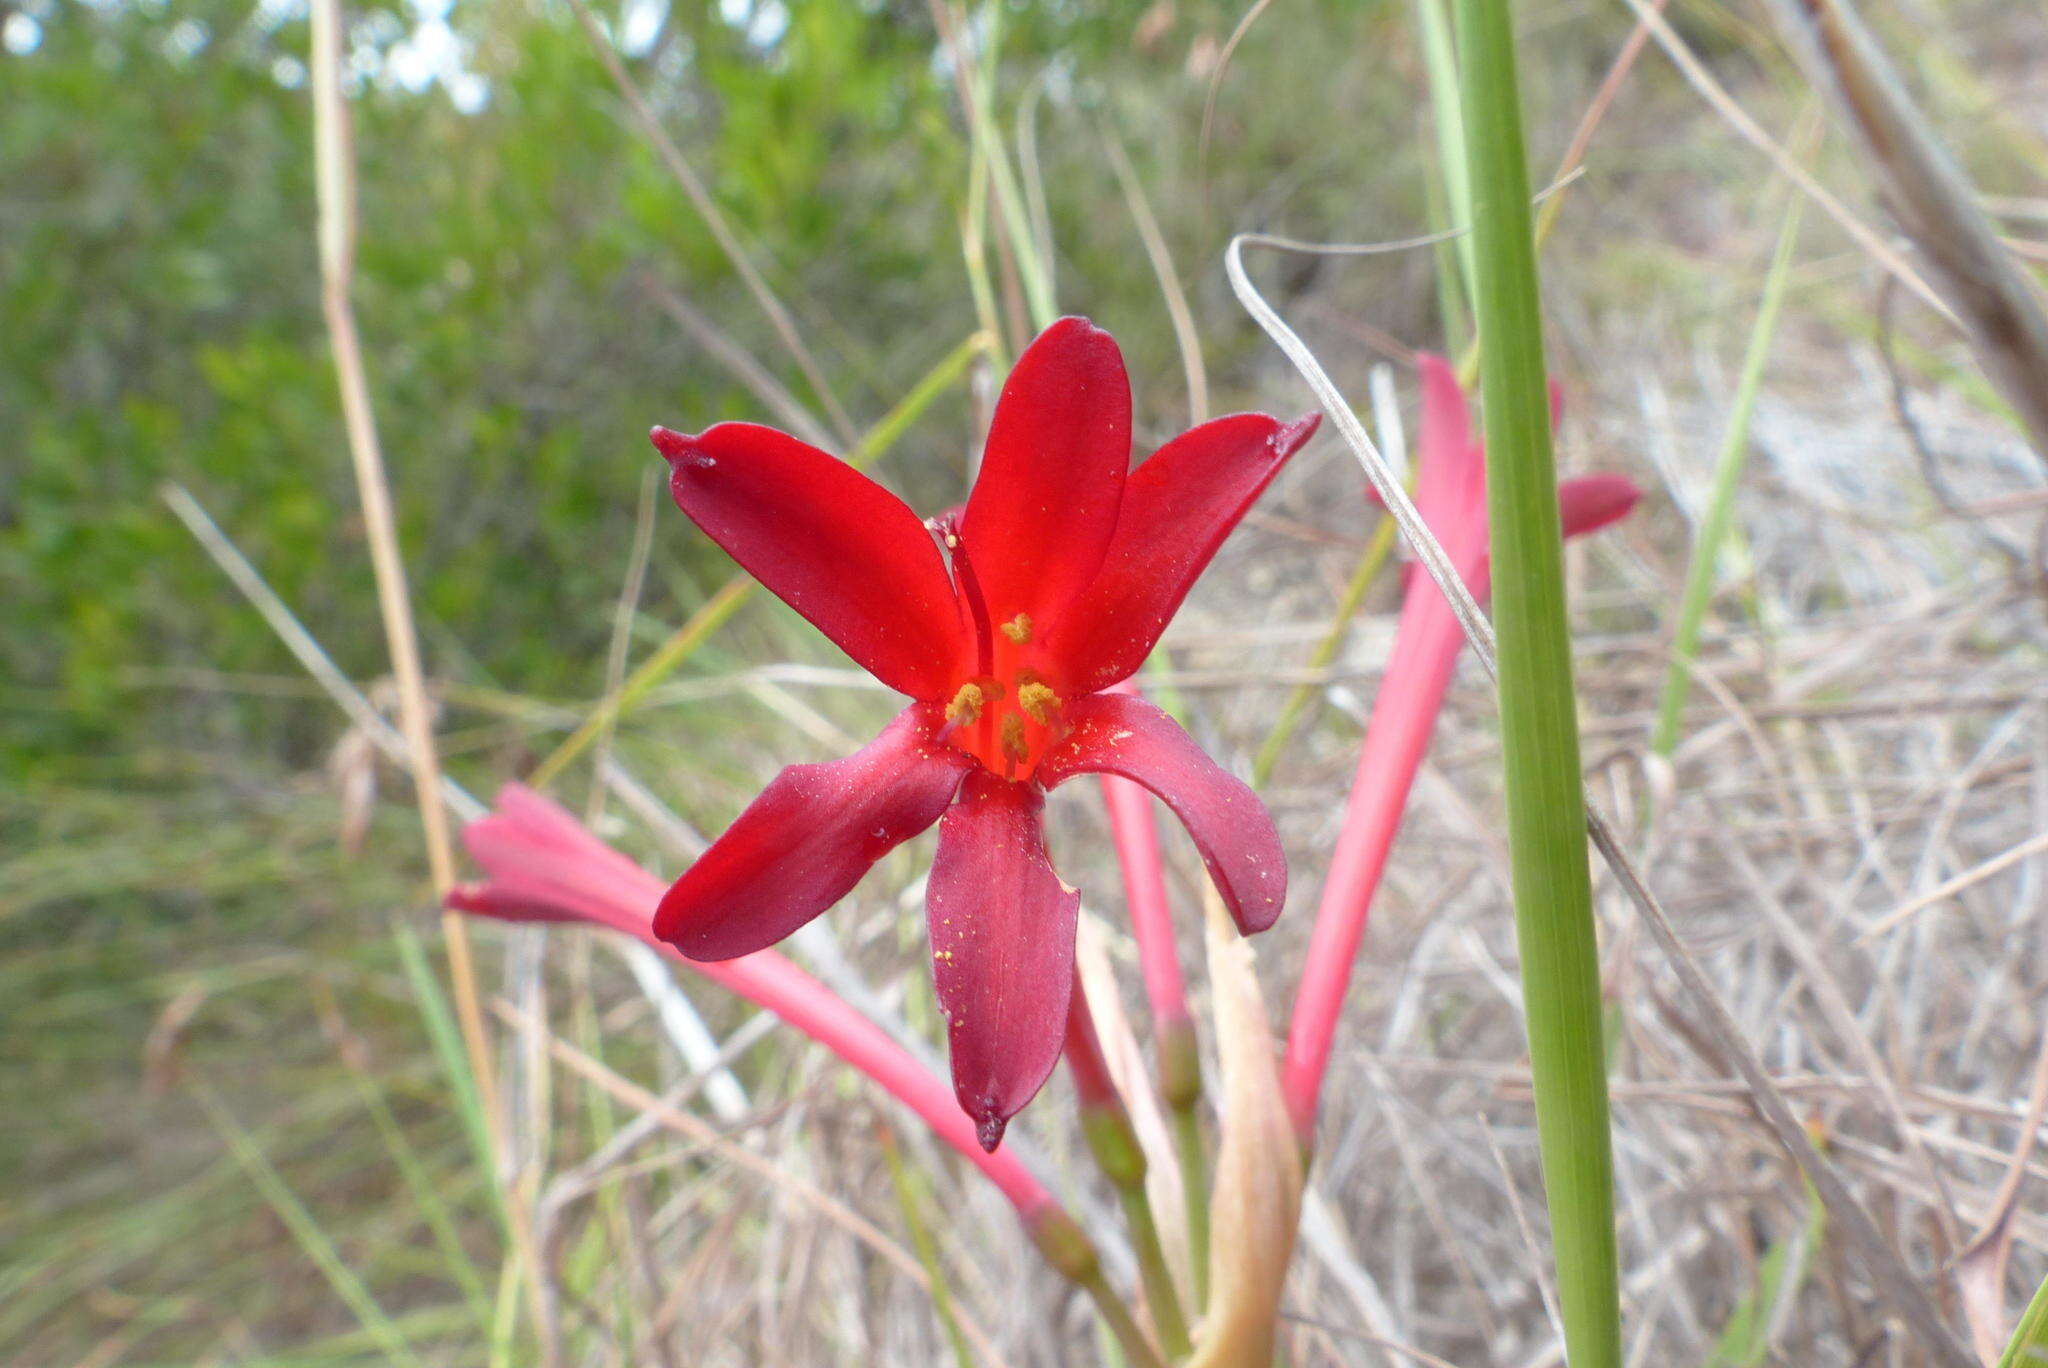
[1047,412,1320,693]
[959,317,1131,629]
[927,771,1080,1150]
[1557,473,1642,540]
[1038,692,1287,935]
[653,423,963,699]
[655,704,971,959]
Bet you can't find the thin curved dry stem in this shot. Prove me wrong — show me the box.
[1197,0,1280,223]
[1099,122,1208,426]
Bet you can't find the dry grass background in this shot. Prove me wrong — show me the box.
[7,0,2048,1364]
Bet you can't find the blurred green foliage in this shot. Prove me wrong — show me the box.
[2,0,1409,787]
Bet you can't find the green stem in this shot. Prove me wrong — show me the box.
[1031,1208,1169,1368]
[1114,1180,1190,1360]
[1169,1096,1211,1314]
[1082,1268,1172,1368]
[1252,513,1399,786]
[2000,1266,2048,1368]
[1650,188,1805,759]
[1453,2,1623,1367]
[1079,1097,1189,1357]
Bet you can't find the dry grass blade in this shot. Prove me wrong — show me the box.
[1225,234,1979,1368]
[564,0,856,447]
[1614,0,1955,327]
[641,273,837,451]
[1760,0,2048,463]
[305,1,534,1331]
[492,999,1014,1368]
[1100,123,1208,426]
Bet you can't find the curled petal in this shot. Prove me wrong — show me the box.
[656,704,971,960]
[653,423,964,699]
[1558,473,1643,540]
[1048,412,1320,693]
[960,317,1131,628]
[1038,692,1287,935]
[927,772,1081,1151]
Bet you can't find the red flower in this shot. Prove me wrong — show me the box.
[649,317,1318,1149]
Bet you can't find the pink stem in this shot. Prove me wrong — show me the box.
[1063,965,1124,1113]
[1097,681,1200,1101]
[448,786,1058,1224]
[1280,558,1490,1135]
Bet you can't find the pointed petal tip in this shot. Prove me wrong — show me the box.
[1276,410,1322,452]
[975,1110,1008,1153]
[649,425,710,470]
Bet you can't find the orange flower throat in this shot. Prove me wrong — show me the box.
[935,524,1066,782]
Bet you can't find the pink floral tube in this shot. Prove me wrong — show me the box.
[445,782,1060,1226]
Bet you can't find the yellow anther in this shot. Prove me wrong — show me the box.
[999,613,1033,645]
[946,682,986,725]
[1000,714,1030,763]
[1017,681,1061,725]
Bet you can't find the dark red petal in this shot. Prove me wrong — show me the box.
[926,771,1080,1151]
[1038,692,1287,935]
[1047,412,1320,693]
[655,704,971,960]
[653,423,964,700]
[959,317,1131,628]
[1557,473,1643,540]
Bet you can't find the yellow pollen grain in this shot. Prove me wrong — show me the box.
[1017,681,1061,725]
[946,682,985,725]
[1000,714,1030,763]
[999,613,1033,645]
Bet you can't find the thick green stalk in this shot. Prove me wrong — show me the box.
[1452,2,1622,1366]
[1650,189,1805,758]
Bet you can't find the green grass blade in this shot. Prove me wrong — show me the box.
[195,1086,426,1368]
[2000,1268,2048,1368]
[1452,2,1623,1366]
[876,1123,977,1368]
[1702,1178,1822,1367]
[1251,513,1398,787]
[1651,187,1806,759]
[1416,0,1479,328]
[393,924,495,1189]
[966,2,1056,330]
[342,1045,495,1335]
